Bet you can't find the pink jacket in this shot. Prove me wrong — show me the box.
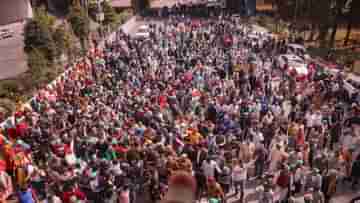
[118,190,130,203]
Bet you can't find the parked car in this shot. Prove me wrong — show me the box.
[276,54,309,81]
[286,43,311,60]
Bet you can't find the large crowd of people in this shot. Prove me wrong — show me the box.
[1,12,360,203]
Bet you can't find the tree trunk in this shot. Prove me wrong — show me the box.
[307,0,315,41]
[318,24,330,48]
[329,0,344,47]
[329,18,338,47]
[344,17,353,46]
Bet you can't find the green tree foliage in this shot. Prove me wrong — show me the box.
[33,6,56,29]
[24,19,56,63]
[68,4,90,53]
[0,81,19,96]
[27,48,48,80]
[119,9,133,24]
[0,99,16,118]
[274,0,333,47]
[102,1,119,26]
[52,24,70,59]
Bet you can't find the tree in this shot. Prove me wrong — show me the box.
[310,0,332,47]
[24,19,57,62]
[102,0,119,27]
[27,48,48,80]
[343,0,360,45]
[68,4,90,54]
[328,0,346,47]
[33,6,56,29]
[52,24,71,61]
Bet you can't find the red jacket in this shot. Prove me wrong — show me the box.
[62,188,86,203]
[277,171,290,188]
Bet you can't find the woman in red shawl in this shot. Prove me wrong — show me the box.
[296,125,305,149]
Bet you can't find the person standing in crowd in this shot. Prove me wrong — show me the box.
[0,8,359,203]
[0,170,13,202]
[207,177,225,203]
[351,154,360,190]
[312,187,325,203]
[202,157,221,181]
[17,183,37,203]
[232,159,253,203]
[254,141,267,178]
[321,170,337,203]
[118,186,130,203]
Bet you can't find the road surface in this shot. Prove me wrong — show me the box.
[0,22,27,80]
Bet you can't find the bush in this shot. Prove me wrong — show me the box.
[24,19,57,63]
[34,6,56,29]
[102,1,119,26]
[53,24,71,60]
[27,48,48,79]
[0,80,20,99]
[118,9,133,24]
[68,4,90,53]
[0,99,16,118]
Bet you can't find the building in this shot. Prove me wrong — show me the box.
[245,0,256,16]
[0,0,33,25]
[110,0,132,11]
[226,0,256,15]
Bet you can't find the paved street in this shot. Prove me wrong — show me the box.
[0,22,27,80]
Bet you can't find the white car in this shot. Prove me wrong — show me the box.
[134,25,150,39]
[246,34,265,47]
[286,43,311,60]
[277,54,309,81]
